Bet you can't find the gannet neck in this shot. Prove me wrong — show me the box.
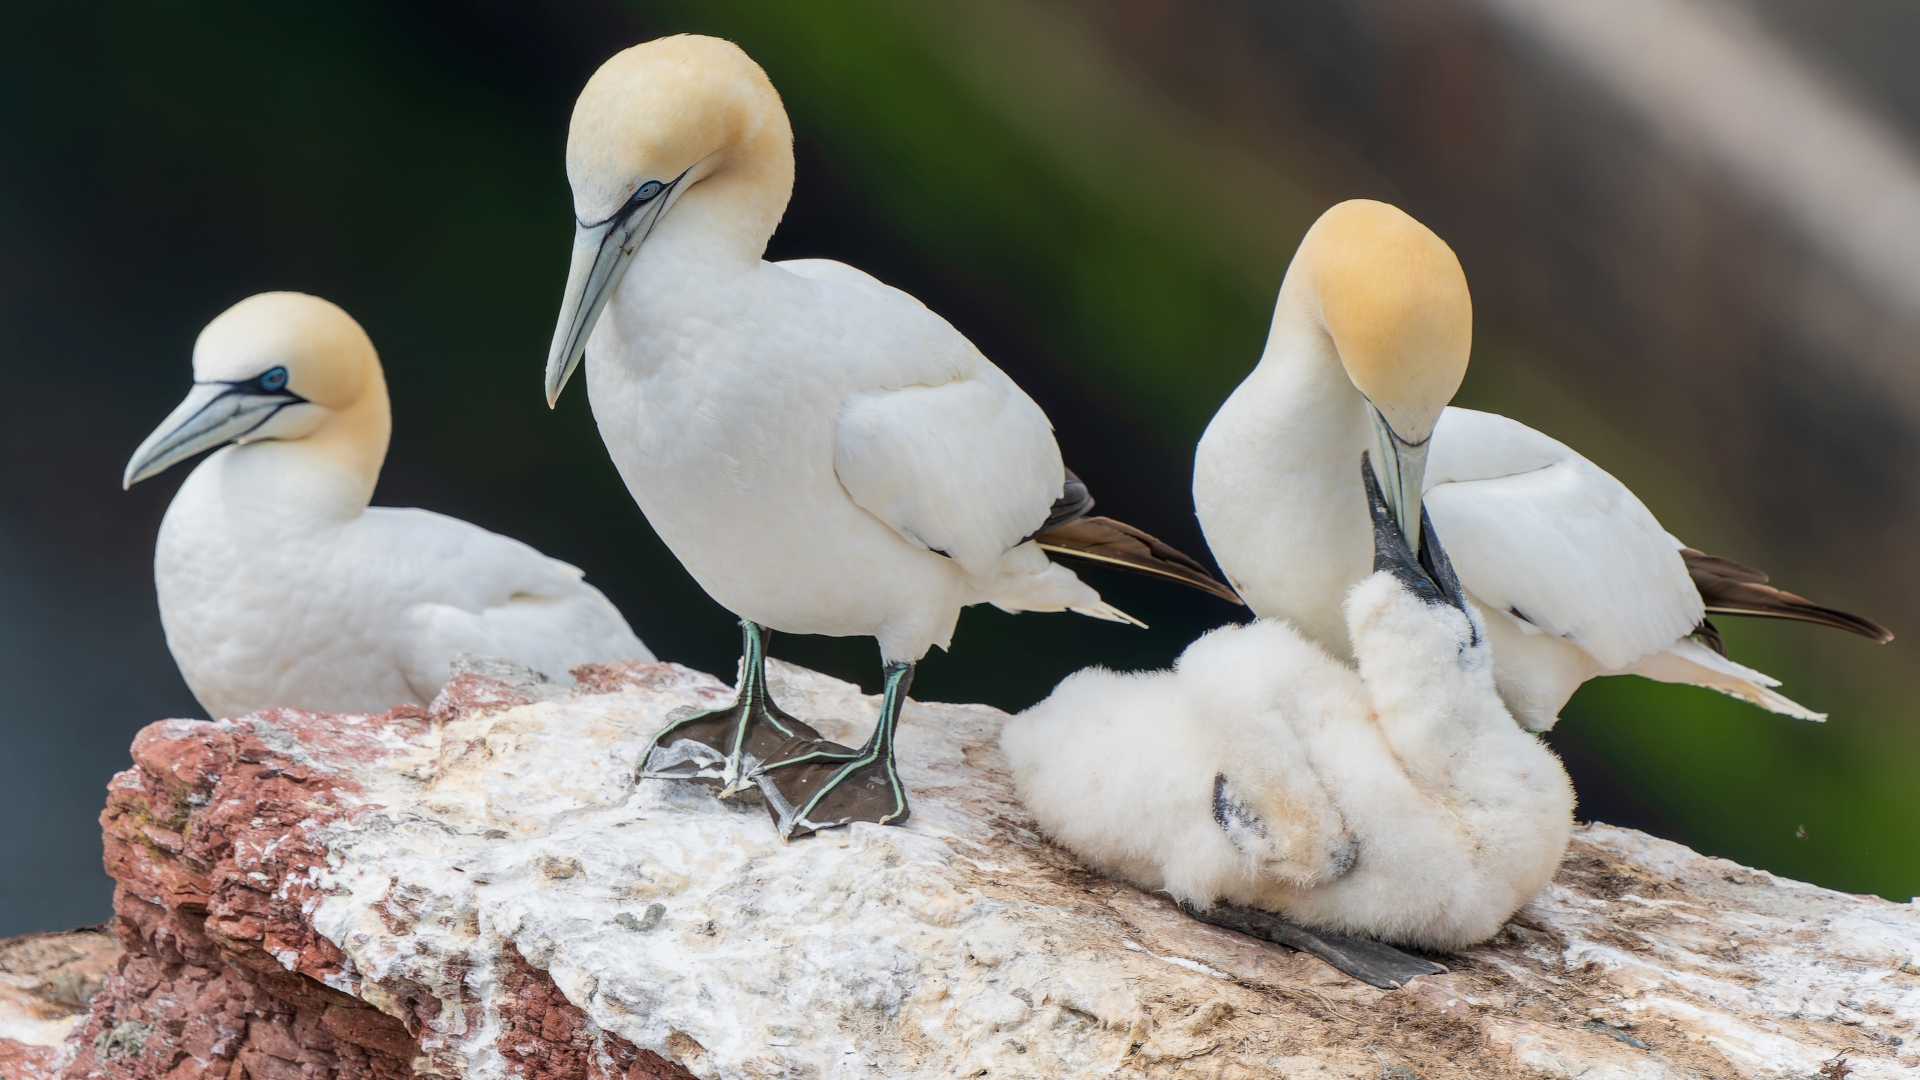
[283,371,390,508]
[1254,270,1367,409]
[1195,285,1373,649]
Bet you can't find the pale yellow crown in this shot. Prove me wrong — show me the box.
[193,291,379,410]
[1300,200,1471,443]
[566,34,790,225]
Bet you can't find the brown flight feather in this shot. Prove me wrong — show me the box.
[1036,516,1245,605]
[1682,548,1892,644]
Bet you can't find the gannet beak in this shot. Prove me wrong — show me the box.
[1362,450,1472,627]
[123,380,304,488]
[544,173,684,407]
[1366,405,1431,559]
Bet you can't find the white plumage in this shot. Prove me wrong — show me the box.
[1196,200,1821,729]
[1003,566,1575,951]
[540,36,1142,835]
[587,246,1116,663]
[128,292,651,720]
[557,38,1118,669]
[1423,408,1815,723]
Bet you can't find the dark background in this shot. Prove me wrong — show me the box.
[3,0,1917,936]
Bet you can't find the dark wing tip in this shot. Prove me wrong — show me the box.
[1685,549,1893,643]
[1034,516,1244,605]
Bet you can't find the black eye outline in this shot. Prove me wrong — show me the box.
[256,366,290,393]
[577,166,691,230]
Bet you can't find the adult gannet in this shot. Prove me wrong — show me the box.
[1194,200,1890,731]
[543,35,1236,839]
[124,292,652,719]
[1005,456,1575,987]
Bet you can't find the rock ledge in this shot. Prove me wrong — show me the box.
[4,659,1916,1079]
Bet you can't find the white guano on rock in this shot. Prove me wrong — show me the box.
[255,659,1920,1079]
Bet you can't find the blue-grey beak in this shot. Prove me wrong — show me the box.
[544,174,682,407]
[1367,404,1431,559]
[123,378,304,488]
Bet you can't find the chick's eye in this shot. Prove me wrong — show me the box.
[635,180,664,202]
[259,366,289,392]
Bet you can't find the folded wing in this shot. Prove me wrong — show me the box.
[834,375,1063,578]
[1423,408,1702,671]
[356,507,652,698]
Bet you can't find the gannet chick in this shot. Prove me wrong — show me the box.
[124,292,652,719]
[1194,200,1889,730]
[543,35,1236,839]
[1004,457,1576,985]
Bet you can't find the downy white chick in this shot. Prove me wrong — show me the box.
[1005,455,1575,985]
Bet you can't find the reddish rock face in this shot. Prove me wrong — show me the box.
[48,667,701,1080]
[491,948,691,1080]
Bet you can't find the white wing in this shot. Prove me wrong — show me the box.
[353,508,652,698]
[782,257,1085,581]
[834,374,1064,578]
[1423,408,1702,671]
[775,257,920,300]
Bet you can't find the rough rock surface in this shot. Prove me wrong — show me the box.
[21,658,1920,1079]
[0,928,121,1077]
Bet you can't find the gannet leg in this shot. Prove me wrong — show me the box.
[640,621,840,798]
[756,660,914,840]
[1178,901,1447,990]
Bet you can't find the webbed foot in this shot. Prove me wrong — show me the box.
[756,660,915,839]
[641,621,827,797]
[1179,901,1447,989]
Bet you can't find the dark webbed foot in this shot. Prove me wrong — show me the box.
[1180,901,1447,989]
[642,621,836,796]
[756,660,915,840]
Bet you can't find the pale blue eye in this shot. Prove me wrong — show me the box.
[259,366,289,392]
[635,180,664,202]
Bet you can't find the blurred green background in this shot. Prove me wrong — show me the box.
[2,0,1916,935]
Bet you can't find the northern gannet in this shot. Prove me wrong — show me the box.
[543,35,1236,839]
[124,292,652,719]
[1005,456,1575,987]
[1194,200,1890,731]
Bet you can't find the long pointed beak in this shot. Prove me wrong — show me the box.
[544,183,677,408]
[123,382,302,488]
[1367,405,1430,558]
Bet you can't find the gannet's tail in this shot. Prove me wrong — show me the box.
[1069,600,1148,628]
[1631,637,1826,722]
[1035,516,1243,605]
[981,546,1147,627]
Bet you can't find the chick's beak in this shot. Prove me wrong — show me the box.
[544,175,682,408]
[1367,405,1431,558]
[123,381,302,489]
